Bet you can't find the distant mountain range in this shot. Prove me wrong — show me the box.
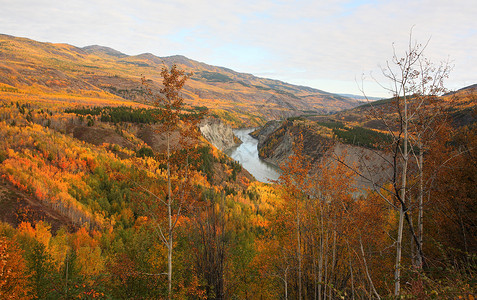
[0,34,358,122]
[338,94,383,101]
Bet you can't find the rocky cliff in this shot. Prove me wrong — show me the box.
[199,118,241,151]
[250,120,282,149]
[253,119,333,166]
[254,119,390,190]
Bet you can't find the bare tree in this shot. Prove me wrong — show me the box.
[359,32,452,296]
[319,29,454,297]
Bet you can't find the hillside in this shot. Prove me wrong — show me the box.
[0,179,76,232]
[0,94,281,298]
[252,87,477,189]
[252,118,391,190]
[0,34,357,126]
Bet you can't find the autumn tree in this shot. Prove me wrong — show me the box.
[276,136,313,300]
[268,126,403,299]
[274,133,359,299]
[190,191,228,299]
[27,241,54,299]
[0,236,31,299]
[140,64,205,299]
[429,119,477,256]
[418,106,477,297]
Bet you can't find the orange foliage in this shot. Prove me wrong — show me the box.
[72,227,105,277]
[0,236,31,299]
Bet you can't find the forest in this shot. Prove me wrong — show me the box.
[0,45,476,300]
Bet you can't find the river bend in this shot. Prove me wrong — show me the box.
[225,128,280,183]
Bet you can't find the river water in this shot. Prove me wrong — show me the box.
[225,128,280,183]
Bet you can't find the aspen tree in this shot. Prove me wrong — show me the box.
[141,64,205,299]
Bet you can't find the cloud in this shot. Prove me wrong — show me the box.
[1,0,475,96]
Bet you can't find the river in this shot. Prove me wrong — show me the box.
[225,128,281,183]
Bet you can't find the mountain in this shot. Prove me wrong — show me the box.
[0,34,357,125]
[0,34,475,299]
[82,45,127,58]
[457,83,477,92]
[339,93,382,101]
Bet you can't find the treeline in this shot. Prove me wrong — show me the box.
[263,118,477,299]
[0,181,269,299]
[317,121,393,149]
[65,105,209,125]
[0,101,476,298]
[65,106,159,124]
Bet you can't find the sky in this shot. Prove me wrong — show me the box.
[1,0,476,97]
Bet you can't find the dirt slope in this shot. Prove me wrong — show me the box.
[0,179,75,232]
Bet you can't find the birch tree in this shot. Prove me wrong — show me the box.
[360,33,451,296]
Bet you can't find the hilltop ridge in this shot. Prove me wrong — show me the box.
[0,34,357,125]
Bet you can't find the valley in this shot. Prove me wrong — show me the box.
[0,33,476,299]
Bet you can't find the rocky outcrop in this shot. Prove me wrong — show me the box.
[250,120,282,149]
[199,118,241,151]
[254,119,333,166]
[330,143,391,190]
[253,119,390,190]
[262,132,293,166]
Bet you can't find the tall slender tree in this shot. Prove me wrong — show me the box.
[358,32,451,296]
[141,64,205,299]
[277,136,312,300]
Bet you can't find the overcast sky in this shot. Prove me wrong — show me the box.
[2,0,476,97]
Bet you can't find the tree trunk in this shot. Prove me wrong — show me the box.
[349,248,355,300]
[296,196,302,300]
[167,132,173,300]
[394,94,408,297]
[417,140,424,268]
[329,227,337,299]
[312,235,318,300]
[318,203,324,300]
[394,204,405,296]
[284,267,288,300]
[323,229,329,300]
